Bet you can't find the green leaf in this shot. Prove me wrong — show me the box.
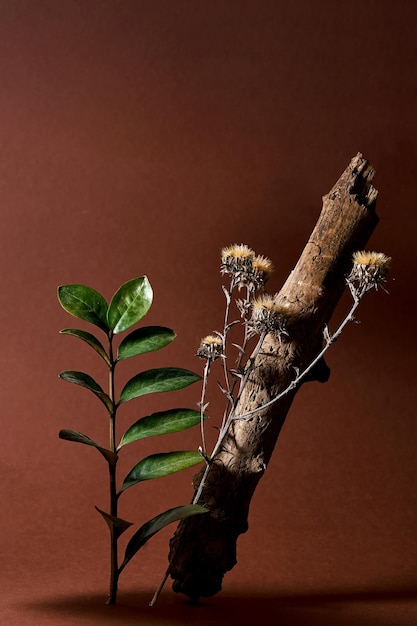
[107,276,153,334]
[59,328,110,365]
[119,368,201,404]
[119,504,208,573]
[95,507,133,538]
[118,408,203,449]
[57,284,109,333]
[59,429,117,464]
[119,450,203,493]
[117,326,175,360]
[59,370,113,413]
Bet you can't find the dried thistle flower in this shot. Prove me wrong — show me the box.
[221,244,273,290]
[250,294,290,339]
[252,254,274,288]
[347,250,391,295]
[197,335,224,361]
[221,244,255,287]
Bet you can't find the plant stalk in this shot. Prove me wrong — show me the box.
[107,332,119,605]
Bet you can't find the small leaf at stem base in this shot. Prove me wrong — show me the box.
[95,507,133,538]
[119,504,208,573]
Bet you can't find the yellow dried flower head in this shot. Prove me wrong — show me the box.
[201,334,223,346]
[348,250,391,294]
[352,251,391,269]
[251,293,276,313]
[252,254,274,286]
[220,244,256,289]
[221,244,274,290]
[221,244,255,263]
[197,334,224,361]
[250,294,290,339]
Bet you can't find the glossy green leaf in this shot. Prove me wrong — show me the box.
[118,408,203,449]
[119,504,208,573]
[107,276,153,334]
[59,370,113,413]
[119,450,203,493]
[95,507,133,538]
[59,328,110,365]
[119,368,201,404]
[117,326,175,360]
[57,284,109,333]
[59,429,117,464]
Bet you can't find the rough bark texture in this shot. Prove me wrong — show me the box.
[168,153,379,601]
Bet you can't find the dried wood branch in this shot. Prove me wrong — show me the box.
[167,153,379,601]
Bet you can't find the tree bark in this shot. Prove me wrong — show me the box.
[168,153,379,601]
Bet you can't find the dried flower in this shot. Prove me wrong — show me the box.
[347,250,391,295]
[221,244,273,290]
[252,254,274,287]
[197,335,224,361]
[221,244,255,284]
[250,294,290,340]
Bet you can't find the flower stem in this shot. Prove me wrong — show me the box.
[235,289,365,422]
[194,290,363,505]
[199,360,210,458]
[192,330,266,506]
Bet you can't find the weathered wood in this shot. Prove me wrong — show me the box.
[167,153,379,601]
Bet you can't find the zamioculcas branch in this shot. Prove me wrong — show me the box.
[58,276,208,604]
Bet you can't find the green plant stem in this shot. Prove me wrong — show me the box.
[107,331,119,605]
[107,466,118,604]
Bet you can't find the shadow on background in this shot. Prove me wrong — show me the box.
[23,585,417,626]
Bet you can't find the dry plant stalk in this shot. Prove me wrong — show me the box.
[163,153,383,602]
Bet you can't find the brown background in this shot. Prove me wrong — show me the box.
[1,1,416,624]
